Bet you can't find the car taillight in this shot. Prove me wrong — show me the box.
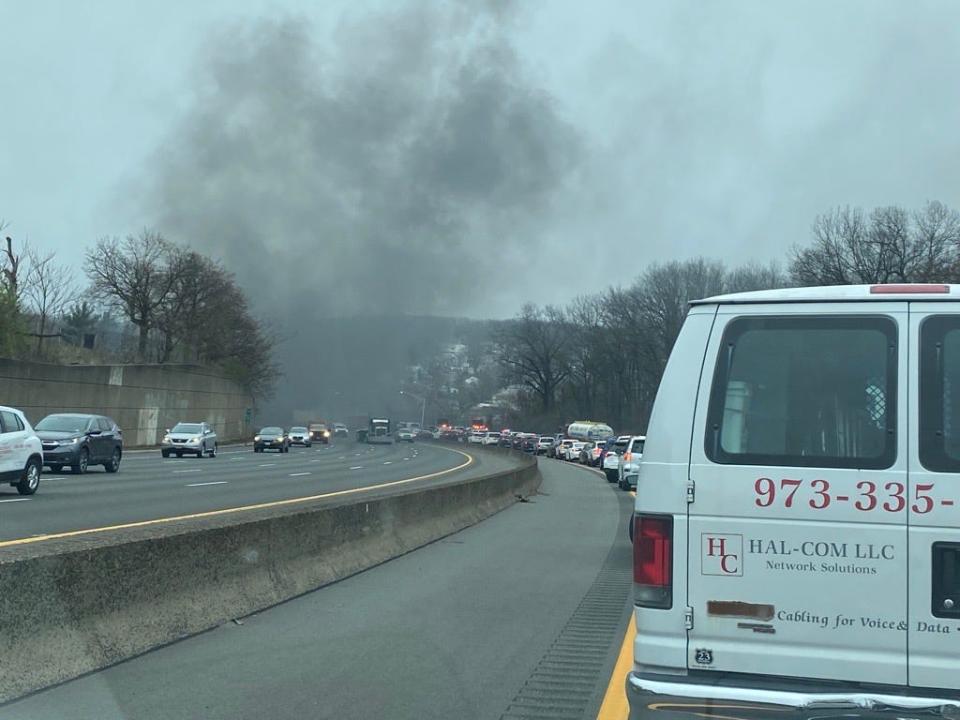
[634,514,673,609]
[623,451,632,462]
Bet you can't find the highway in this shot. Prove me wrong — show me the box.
[0,440,516,544]
[2,459,633,720]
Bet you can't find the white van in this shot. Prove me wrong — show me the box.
[628,285,960,719]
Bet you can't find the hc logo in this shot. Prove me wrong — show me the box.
[702,534,743,576]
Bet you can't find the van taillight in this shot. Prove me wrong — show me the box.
[623,452,632,462]
[870,283,949,294]
[634,514,673,609]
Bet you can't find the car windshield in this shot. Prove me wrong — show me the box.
[290,427,307,433]
[260,427,283,434]
[35,415,88,433]
[171,423,202,433]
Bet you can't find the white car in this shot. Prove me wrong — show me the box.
[468,431,484,444]
[0,405,43,495]
[536,436,555,454]
[397,428,416,443]
[555,438,575,459]
[603,435,631,482]
[288,426,312,447]
[627,283,960,719]
[482,431,501,446]
[617,435,645,490]
[565,441,586,461]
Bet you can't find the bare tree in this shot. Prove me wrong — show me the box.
[23,248,78,356]
[84,231,178,358]
[155,250,232,362]
[790,202,960,285]
[494,303,570,413]
[2,228,25,304]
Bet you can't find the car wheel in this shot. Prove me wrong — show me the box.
[161,450,170,458]
[17,457,41,495]
[48,464,62,473]
[105,448,121,473]
[72,448,89,474]
[208,443,218,458]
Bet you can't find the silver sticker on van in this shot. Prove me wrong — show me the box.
[701,533,743,576]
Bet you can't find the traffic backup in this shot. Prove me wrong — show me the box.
[628,284,960,719]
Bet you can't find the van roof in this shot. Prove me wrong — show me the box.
[692,283,960,306]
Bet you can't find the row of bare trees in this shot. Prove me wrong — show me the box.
[494,200,960,433]
[0,223,279,399]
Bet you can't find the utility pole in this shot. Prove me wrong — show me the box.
[399,390,426,429]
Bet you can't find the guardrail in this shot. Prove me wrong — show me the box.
[0,451,539,704]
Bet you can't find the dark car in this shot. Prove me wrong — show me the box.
[35,413,123,474]
[254,427,289,453]
[521,435,537,453]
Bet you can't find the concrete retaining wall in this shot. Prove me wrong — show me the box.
[0,358,252,446]
[0,458,540,703]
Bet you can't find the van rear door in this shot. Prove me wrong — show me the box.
[908,305,960,690]
[687,303,908,684]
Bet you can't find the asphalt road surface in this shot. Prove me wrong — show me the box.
[3,459,633,720]
[0,441,518,543]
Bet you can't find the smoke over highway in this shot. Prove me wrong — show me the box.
[143,3,579,317]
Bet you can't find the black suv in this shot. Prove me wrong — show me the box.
[34,413,123,474]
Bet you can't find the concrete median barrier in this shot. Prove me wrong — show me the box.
[0,454,539,703]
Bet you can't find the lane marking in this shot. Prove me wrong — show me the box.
[186,481,229,487]
[349,466,363,470]
[595,615,635,720]
[173,469,203,475]
[0,498,30,503]
[258,463,276,468]
[0,448,474,548]
[289,472,310,477]
[383,461,392,465]
[338,456,345,460]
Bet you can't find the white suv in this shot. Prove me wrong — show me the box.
[618,435,645,491]
[0,406,43,495]
[603,435,631,482]
[628,284,960,719]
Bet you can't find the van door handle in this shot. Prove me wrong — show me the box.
[932,542,960,618]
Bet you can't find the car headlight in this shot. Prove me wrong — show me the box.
[254,435,261,442]
[162,435,171,443]
[66,437,80,445]
[323,430,330,437]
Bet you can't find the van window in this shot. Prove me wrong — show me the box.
[920,315,960,471]
[706,315,897,469]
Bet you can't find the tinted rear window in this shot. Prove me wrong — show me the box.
[920,316,960,471]
[706,315,897,469]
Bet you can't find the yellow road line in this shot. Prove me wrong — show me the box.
[596,613,635,720]
[597,491,636,719]
[0,448,474,549]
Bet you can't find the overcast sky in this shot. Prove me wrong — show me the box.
[3,0,960,318]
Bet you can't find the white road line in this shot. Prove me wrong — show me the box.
[310,459,320,463]
[349,466,363,470]
[338,456,345,460]
[258,463,276,468]
[383,461,392,465]
[289,472,310,477]
[186,481,229,487]
[173,469,203,474]
[229,457,243,462]
[403,458,410,461]
[0,498,30,503]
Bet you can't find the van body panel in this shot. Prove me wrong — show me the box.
[633,307,718,674]
[686,302,908,685]
[907,302,960,690]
